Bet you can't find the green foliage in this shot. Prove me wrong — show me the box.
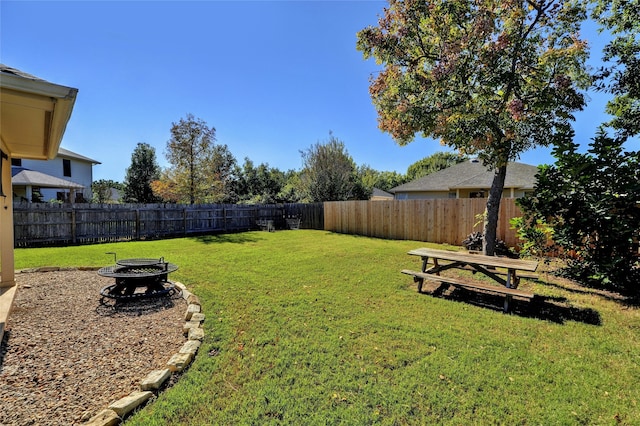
[235,158,288,204]
[91,179,123,204]
[406,151,467,181]
[123,142,161,203]
[355,164,406,197]
[518,131,640,294]
[509,216,555,258]
[357,0,590,255]
[299,133,359,202]
[276,170,305,203]
[591,0,640,138]
[14,232,640,424]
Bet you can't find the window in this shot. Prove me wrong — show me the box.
[63,159,71,177]
[470,191,485,198]
[11,158,22,166]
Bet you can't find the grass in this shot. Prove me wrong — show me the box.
[15,231,640,425]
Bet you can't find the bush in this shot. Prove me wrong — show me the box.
[517,132,640,295]
[462,232,513,257]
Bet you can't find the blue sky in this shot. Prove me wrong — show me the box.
[1,1,629,182]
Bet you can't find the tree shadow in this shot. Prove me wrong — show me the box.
[539,279,639,308]
[192,231,263,245]
[421,283,602,325]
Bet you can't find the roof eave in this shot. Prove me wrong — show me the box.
[1,71,78,160]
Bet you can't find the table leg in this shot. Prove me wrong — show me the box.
[504,295,512,313]
[421,256,429,272]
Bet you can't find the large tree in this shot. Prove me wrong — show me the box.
[357,0,590,254]
[162,114,237,204]
[515,1,640,294]
[299,134,358,202]
[123,142,161,203]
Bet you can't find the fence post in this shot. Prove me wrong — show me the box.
[223,207,227,232]
[183,208,187,236]
[71,208,77,244]
[135,209,140,240]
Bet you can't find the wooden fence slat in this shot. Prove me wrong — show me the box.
[13,203,324,247]
[323,199,524,248]
[15,199,524,249]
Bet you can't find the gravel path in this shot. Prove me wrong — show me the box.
[0,270,187,425]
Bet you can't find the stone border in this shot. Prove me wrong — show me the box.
[18,267,204,426]
[85,281,204,426]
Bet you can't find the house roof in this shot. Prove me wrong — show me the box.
[58,147,100,164]
[371,188,394,198]
[11,167,84,189]
[0,64,78,160]
[390,160,539,193]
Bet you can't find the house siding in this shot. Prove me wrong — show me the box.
[395,188,532,200]
[18,155,94,201]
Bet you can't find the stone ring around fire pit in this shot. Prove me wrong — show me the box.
[98,257,180,302]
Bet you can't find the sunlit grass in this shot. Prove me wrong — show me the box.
[15,231,640,424]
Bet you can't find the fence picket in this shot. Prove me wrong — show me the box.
[14,199,523,249]
[13,203,324,247]
[324,199,524,248]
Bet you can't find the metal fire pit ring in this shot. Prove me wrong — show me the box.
[98,258,179,301]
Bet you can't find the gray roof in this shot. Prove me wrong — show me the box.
[371,188,394,198]
[390,160,539,193]
[58,147,100,164]
[11,167,84,189]
[0,64,45,81]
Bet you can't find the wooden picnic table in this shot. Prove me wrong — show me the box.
[402,247,539,313]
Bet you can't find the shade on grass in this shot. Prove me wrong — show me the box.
[15,231,640,425]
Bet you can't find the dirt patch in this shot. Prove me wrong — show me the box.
[0,270,187,425]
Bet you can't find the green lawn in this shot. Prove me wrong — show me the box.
[15,231,640,425]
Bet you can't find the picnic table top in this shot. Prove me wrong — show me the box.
[407,247,539,272]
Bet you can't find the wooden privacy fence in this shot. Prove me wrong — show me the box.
[13,202,324,247]
[324,199,524,248]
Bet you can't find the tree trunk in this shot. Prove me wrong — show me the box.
[483,163,507,256]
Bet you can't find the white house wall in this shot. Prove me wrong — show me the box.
[19,156,93,201]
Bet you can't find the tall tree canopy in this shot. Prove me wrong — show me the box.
[299,134,358,202]
[161,114,237,204]
[123,142,161,203]
[357,0,590,254]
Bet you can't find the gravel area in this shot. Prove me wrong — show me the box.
[0,270,187,425]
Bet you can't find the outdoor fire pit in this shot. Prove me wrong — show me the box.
[98,257,179,301]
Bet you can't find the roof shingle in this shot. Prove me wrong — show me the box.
[390,160,539,193]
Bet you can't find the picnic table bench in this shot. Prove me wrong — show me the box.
[402,248,538,313]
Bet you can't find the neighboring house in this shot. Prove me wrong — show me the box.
[390,159,538,200]
[0,64,78,339]
[370,187,394,201]
[11,147,100,202]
